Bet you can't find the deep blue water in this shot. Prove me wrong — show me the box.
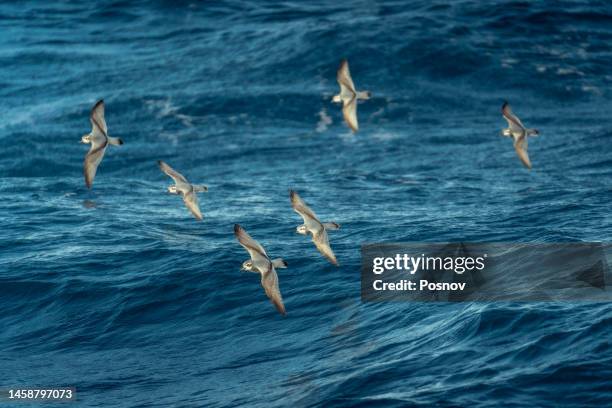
[1,1,611,407]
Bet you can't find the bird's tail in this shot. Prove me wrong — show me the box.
[323,222,340,230]
[193,185,208,193]
[527,128,539,136]
[272,258,288,269]
[108,137,124,145]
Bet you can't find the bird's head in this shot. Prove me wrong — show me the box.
[296,225,308,235]
[241,260,254,271]
[81,134,91,144]
[332,94,342,103]
[167,186,178,194]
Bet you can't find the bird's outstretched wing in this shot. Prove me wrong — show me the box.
[502,101,526,134]
[514,136,532,169]
[183,190,203,220]
[158,160,189,184]
[313,229,339,266]
[90,99,108,137]
[290,190,323,233]
[83,139,107,189]
[234,224,271,272]
[342,97,359,132]
[261,268,286,316]
[337,59,356,94]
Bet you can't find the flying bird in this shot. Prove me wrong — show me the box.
[290,190,340,266]
[81,99,124,188]
[501,101,539,169]
[332,59,371,132]
[158,160,208,221]
[234,224,288,316]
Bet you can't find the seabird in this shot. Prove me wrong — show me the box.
[81,99,124,188]
[158,160,208,221]
[234,224,288,316]
[290,190,340,266]
[332,59,371,132]
[501,101,539,169]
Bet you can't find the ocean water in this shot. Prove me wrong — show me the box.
[1,1,611,407]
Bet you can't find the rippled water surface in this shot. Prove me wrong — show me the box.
[1,1,611,407]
